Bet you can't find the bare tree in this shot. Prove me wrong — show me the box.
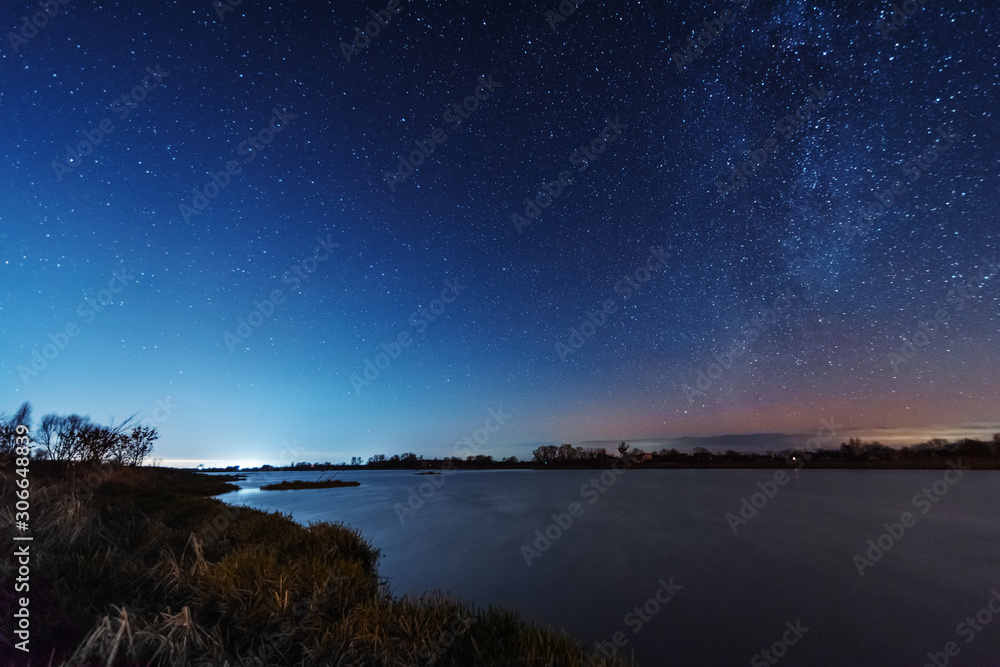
[34,412,141,463]
[37,414,67,461]
[59,415,91,461]
[79,422,126,462]
[6,404,151,467]
[87,414,137,462]
[0,402,32,459]
[121,425,158,466]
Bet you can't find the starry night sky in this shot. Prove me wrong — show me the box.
[2,0,998,466]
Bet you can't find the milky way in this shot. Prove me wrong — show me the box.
[2,0,998,465]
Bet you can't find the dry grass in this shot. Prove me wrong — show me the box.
[0,465,635,666]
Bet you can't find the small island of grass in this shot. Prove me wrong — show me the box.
[0,464,624,665]
[260,479,360,491]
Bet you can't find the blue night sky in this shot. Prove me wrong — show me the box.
[2,0,998,467]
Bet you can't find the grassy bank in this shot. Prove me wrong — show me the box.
[0,464,631,666]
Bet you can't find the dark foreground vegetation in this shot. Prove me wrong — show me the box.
[260,479,360,491]
[0,402,156,467]
[0,463,630,666]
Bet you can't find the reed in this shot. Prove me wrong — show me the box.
[0,465,636,666]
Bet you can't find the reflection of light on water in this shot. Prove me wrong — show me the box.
[227,469,1000,665]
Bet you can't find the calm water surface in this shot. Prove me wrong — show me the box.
[216,468,999,666]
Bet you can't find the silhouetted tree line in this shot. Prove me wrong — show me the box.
[644,435,1000,464]
[836,436,1000,461]
[0,402,157,466]
[222,435,1000,473]
[532,444,614,465]
[362,452,521,469]
[529,442,649,465]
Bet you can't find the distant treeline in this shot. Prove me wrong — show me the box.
[208,436,1000,472]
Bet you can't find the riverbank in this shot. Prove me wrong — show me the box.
[0,463,630,666]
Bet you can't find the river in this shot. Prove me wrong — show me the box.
[215,467,1000,665]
